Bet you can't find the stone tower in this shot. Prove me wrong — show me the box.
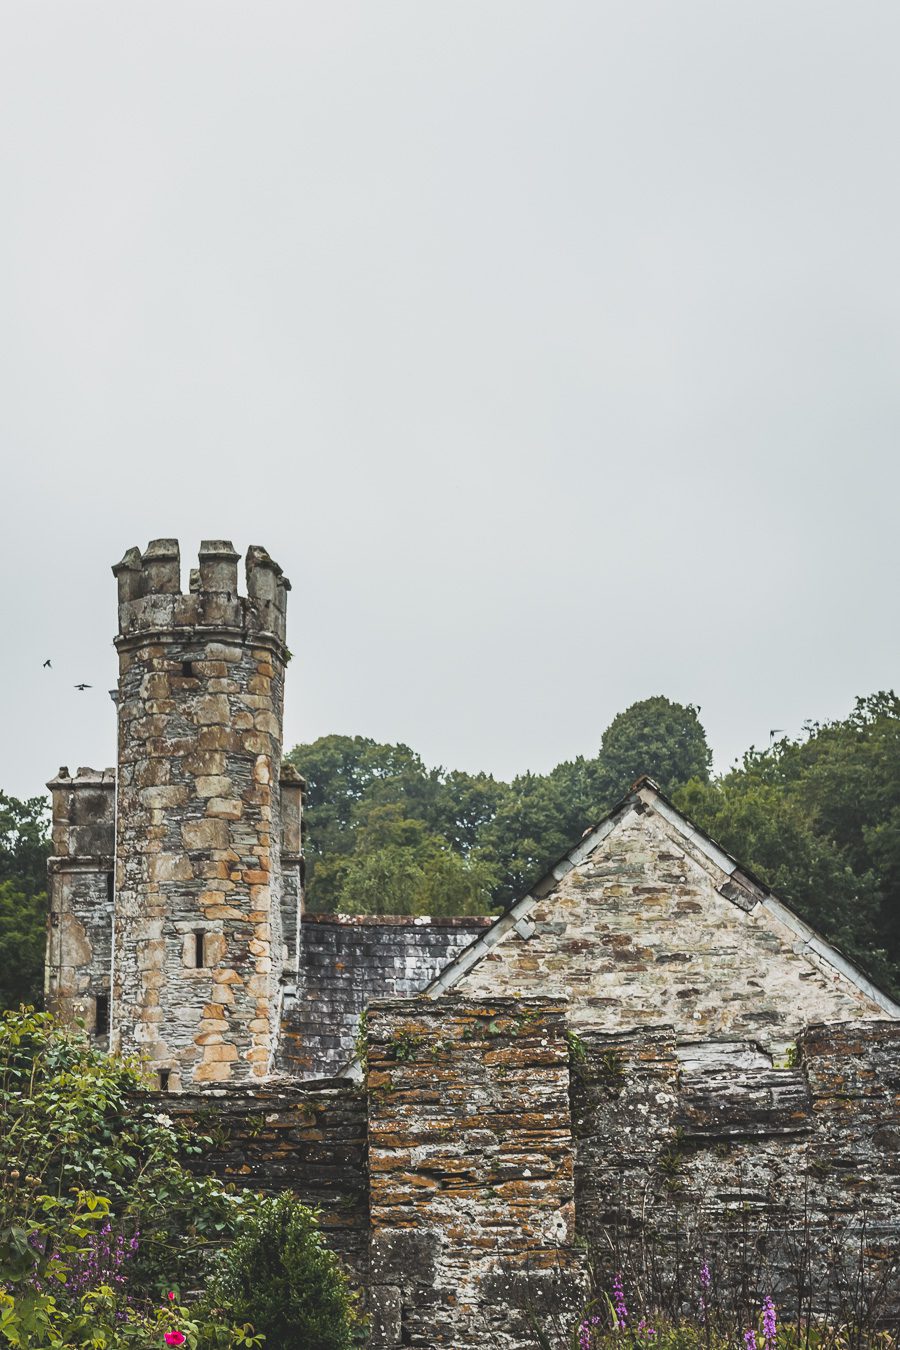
[110,539,292,1088]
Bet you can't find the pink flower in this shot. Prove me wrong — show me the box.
[164,1333,185,1347]
[167,1291,176,1301]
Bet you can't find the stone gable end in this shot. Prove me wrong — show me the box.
[453,803,883,1050]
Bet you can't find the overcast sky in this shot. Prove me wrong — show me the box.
[2,2,898,803]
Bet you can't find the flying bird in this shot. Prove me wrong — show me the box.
[769,728,786,744]
[74,683,92,691]
[43,659,51,668]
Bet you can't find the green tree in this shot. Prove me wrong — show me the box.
[594,696,711,800]
[477,771,576,910]
[0,791,50,892]
[0,791,50,1010]
[0,881,46,1011]
[285,735,440,909]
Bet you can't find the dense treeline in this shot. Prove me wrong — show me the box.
[1,692,898,1009]
[285,695,711,915]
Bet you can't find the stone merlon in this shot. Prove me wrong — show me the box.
[112,538,291,648]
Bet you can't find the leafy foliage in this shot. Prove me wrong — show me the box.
[0,793,50,1011]
[287,697,711,915]
[206,1191,360,1350]
[288,693,900,996]
[0,1007,267,1347]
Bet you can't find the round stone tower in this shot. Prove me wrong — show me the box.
[110,539,291,1088]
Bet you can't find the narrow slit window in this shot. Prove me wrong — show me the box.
[158,1069,171,1092]
[95,992,109,1037]
[181,660,193,678]
[106,872,114,904]
[194,929,206,968]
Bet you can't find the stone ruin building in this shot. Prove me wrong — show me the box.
[44,539,900,1349]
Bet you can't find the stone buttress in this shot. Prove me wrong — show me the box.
[110,539,292,1088]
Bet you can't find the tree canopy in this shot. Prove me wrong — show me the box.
[288,692,900,999]
[286,695,712,914]
[0,792,49,1010]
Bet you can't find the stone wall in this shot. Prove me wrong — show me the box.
[571,1018,900,1315]
[366,997,588,1349]
[278,766,303,976]
[111,539,291,1089]
[453,797,887,1056]
[156,1079,369,1283]
[156,1005,900,1345]
[45,768,115,1036]
[277,915,491,1078]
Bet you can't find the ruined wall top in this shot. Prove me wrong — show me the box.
[112,539,290,649]
[46,766,116,860]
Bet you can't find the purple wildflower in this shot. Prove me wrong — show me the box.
[700,1261,711,1291]
[612,1272,628,1328]
[744,1331,757,1350]
[762,1296,776,1350]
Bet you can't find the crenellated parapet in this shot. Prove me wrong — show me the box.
[112,539,290,651]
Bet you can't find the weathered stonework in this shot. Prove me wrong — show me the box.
[571,1017,900,1314]
[366,997,588,1349]
[111,539,291,1088]
[45,768,115,1037]
[444,788,894,1055]
[42,542,900,1346]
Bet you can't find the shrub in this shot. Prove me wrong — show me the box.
[0,1007,262,1347]
[205,1192,359,1350]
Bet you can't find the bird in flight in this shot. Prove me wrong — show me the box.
[74,683,92,691]
[43,659,51,668]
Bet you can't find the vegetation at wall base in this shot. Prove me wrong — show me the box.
[0,1008,357,1349]
[528,1245,899,1350]
[205,1192,361,1350]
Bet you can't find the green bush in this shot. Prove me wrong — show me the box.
[0,1007,262,1347]
[206,1192,360,1350]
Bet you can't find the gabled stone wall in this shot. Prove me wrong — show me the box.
[453,803,885,1055]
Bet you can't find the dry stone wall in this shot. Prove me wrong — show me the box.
[365,996,588,1349]
[157,1005,900,1344]
[151,1080,369,1283]
[571,1018,900,1316]
[111,539,290,1089]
